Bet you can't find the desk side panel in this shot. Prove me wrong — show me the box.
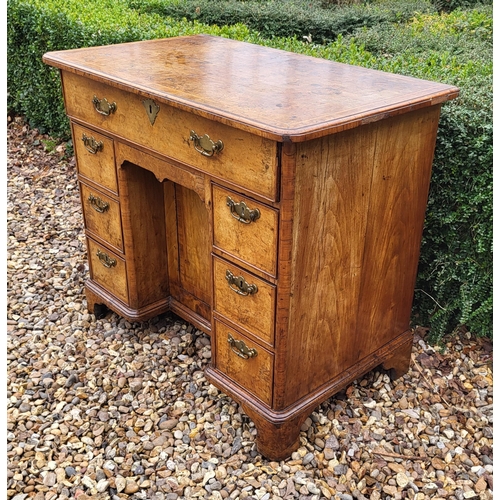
[280,106,441,408]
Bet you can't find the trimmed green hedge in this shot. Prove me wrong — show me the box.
[7,0,493,340]
[353,9,493,339]
[125,0,436,44]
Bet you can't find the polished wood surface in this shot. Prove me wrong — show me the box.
[117,162,169,310]
[43,35,459,460]
[72,123,117,193]
[212,184,278,277]
[79,182,123,252]
[45,35,458,141]
[176,184,212,308]
[87,238,128,303]
[214,319,273,406]
[161,180,212,327]
[116,141,206,202]
[62,71,279,200]
[213,257,276,346]
[281,106,440,408]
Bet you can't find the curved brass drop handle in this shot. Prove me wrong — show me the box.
[92,95,117,116]
[96,249,116,268]
[228,333,258,359]
[88,194,109,213]
[225,269,258,296]
[226,196,260,224]
[82,133,103,154]
[189,130,224,157]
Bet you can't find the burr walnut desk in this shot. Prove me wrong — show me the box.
[43,35,458,460]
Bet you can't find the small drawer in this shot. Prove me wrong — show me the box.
[213,257,275,345]
[80,183,123,252]
[87,238,128,304]
[73,123,117,193]
[214,319,273,406]
[62,71,278,200]
[213,185,278,277]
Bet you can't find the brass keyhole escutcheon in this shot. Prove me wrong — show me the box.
[143,98,160,125]
[226,196,260,224]
[225,269,258,296]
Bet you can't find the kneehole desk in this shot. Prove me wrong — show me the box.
[43,35,458,460]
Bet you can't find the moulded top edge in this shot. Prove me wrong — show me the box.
[43,35,460,142]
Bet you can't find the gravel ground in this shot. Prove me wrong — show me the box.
[7,116,493,500]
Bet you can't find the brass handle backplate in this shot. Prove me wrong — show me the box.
[96,249,116,268]
[88,194,109,213]
[225,269,258,296]
[82,133,103,154]
[92,95,117,116]
[226,196,260,224]
[189,130,224,157]
[228,333,258,359]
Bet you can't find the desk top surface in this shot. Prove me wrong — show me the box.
[43,35,459,141]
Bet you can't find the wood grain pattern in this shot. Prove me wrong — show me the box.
[280,106,441,408]
[355,107,441,353]
[279,121,373,407]
[79,182,123,252]
[45,35,459,141]
[117,161,169,310]
[213,257,276,345]
[116,141,206,202]
[214,319,273,406]
[212,184,278,277]
[272,141,297,410]
[176,184,212,307]
[62,71,279,200]
[87,238,128,303]
[72,123,117,193]
[163,181,212,324]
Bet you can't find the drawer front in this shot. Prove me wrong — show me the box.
[80,183,123,252]
[214,320,273,406]
[87,238,128,303]
[213,257,275,345]
[62,71,278,200]
[212,185,278,277]
[73,123,117,193]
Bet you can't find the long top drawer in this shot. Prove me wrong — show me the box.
[61,71,279,201]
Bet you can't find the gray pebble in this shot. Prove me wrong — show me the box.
[65,467,76,478]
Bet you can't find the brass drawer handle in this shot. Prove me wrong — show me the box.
[92,95,117,116]
[88,194,110,213]
[228,333,258,359]
[82,133,103,154]
[225,269,258,296]
[96,249,116,268]
[189,130,224,157]
[226,196,260,224]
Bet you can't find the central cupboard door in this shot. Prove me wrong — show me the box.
[164,181,212,328]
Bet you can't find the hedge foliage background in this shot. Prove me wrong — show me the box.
[7,0,493,340]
